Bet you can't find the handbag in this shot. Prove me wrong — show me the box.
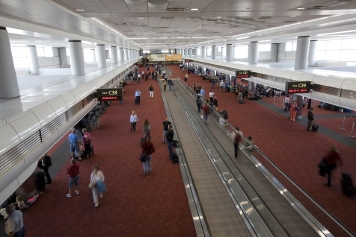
[88,182,96,189]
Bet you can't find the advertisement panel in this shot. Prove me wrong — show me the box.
[165,54,173,61]
[172,54,182,61]
[148,54,165,61]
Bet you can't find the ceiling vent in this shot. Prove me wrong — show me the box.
[259,16,272,19]
[167,7,185,11]
[161,17,173,19]
[207,19,218,22]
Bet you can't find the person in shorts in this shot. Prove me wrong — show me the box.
[66,159,80,198]
[68,128,80,160]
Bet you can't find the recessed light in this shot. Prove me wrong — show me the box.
[216,16,222,18]
[75,9,85,12]
[297,7,305,9]
[138,18,144,19]
[191,8,199,10]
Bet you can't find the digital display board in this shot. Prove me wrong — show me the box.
[285,81,312,94]
[236,70,250,78]
[96,88,122,101]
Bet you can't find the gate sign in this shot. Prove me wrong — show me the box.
[96,88,122,101]
[286,81,312,93]
[236,70,250,78]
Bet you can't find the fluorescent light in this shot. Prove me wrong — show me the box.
[76,9,85,12]
[191,8,199,10]
[297,7,305,10]
[138,18,144,20]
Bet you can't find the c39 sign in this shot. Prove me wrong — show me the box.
[96,88,123,101]
[285,81,311,93]
[236,70,250,79]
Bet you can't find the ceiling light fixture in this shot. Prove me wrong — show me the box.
[191,8,199,11]
[75,9,85,12]
[297,7,305,9]
[138,18,144,20]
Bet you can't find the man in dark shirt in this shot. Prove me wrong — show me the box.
[212,96,218,110]
[66,159,80,198]
[220,109,228,121]
[307,108,314,131]
[141,136,156,175]
[162,117,172,144]
[203,102,210,124]
[165,125,174,158]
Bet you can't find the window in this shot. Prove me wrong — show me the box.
[324,50,340,60]
[316,38,356,61]
[316,41,327,51]
[44,47,53,57]
[341,39,356,50]
[259,44,271,52]
[207,47,212,56]
[234,45,248,58]
[36,47,45,57]
[326,40,342,50]
[10,46,30,69]
[285,42,296,51]
[222,47,226,57]
[83,49,95,62]
[217,47,221,52]
[340,50,356,61]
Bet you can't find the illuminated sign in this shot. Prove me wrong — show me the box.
[285,81,311,94]
[236,70,250,78]
[96,88,123,101]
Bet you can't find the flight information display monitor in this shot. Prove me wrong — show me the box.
[285,81,311,93]
[96,88,123,101]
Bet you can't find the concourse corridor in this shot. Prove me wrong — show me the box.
[21,67,196,237]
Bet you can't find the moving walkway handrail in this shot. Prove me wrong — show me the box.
[176,79,351,237]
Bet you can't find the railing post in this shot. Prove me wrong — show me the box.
[349,122,356,138]
[340,116,346,131]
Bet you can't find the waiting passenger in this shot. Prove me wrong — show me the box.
[143,119,151,137]
[81,128,91,159]
[68,128,80,160]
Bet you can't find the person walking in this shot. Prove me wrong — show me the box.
[196,95,202,113]
[284,95,290,111]
[135,89,141,105]
[306,108,314,131]
[38,153,52,184]
[143,119,151,137]
[81,128,91,158]
[165,124,174,159]
[212,96,218,110]
[162,117,172,144]
[184,73,188,82]
[163,80,167,92]
[231,127,243,158]
[5,204,25,237]
[219,80,224,92]
[66,159,80,198]
[149,84,154,98]
[90,166,105,207]
[68,128,80,160]
[203,101,210,124]
[290,100,298,121]
[130,111,138,132]
[209,90,214,103]
[324,146,344,187]
[141,136,156,175]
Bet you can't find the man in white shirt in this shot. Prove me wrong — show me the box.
[209,90,214,103]
[284,95,290,111]
[135,89,141,105]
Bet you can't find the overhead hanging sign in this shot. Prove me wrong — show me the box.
[285,81,312,93]
[236,70,250,78]
[96,88,122,101]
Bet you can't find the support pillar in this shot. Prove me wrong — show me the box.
[195,47,198,57]
[294,36,310,69]
[296,95,303,120]
[125,48,129,60]
[91,49,96,62]
[0,27,20,98]
[212,45,216,59]
[27,45,40,74]
[226,44,233,61]
[248,41,259,64]
[96,44,106,68]
[270,43,278,62]
[184,48,187,56]
[248,81,256,96]
[308,40,317,66]
[58,47,68,67]
[119,47,124,62]
[201,46,206,58]
[110,46,118,64]
[188,48,192,56]
[68,40,85,75]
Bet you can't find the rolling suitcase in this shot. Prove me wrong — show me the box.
[34,171,46,192]
[341,173,356,197]
[172,153,179,163]
[311,123,319,132]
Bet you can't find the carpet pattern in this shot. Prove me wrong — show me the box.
[22,67,197,237]
[169,65,356,237]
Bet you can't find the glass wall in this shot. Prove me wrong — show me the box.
[234,45,248,58]
[316,39,356,61]
[207,47,212,57]
[11,46,30,69]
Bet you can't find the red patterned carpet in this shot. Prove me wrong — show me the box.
[23,67,196,237]
[168,65,356,237]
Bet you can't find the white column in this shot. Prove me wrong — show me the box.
[0,27,20,98]
[201,46,206,58]
[295,36,310,69]
[184,48,187,56]
[308,40,317,66]
[195,47,198,57]
[96,44,106,68]
[68,40,85,75]
[27,45,40,74]
[212,45,216,59]
[119,47,124,62]
[270,43,278,62]
[91,49,96,62]
[248,41,259,64]
[110,46,118,64]
[188,48,192,56]
[226,44,233,61]
[296,95,303,120]
[125,48,129,60]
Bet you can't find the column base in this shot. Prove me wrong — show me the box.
[297,115,302,120]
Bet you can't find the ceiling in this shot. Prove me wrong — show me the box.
[2,0,356,49]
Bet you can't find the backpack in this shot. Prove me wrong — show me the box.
[44,155,52,167]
